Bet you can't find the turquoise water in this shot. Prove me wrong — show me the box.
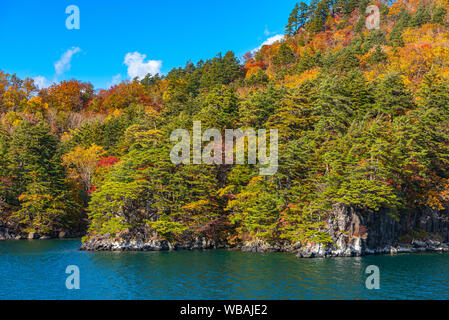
[0,239,448,300]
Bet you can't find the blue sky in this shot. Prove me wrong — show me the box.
[0,0,297,89]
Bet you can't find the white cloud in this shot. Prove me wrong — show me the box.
[264,27,270,36]
[261,34,284,47]
[33,76,52,89]
[124,52,162,80]
[107,74,122,88]
[264,26,276,36]
[252,34,284,53]
[54,47,81,75]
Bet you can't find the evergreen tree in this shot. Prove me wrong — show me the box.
[369,45,387,65]
[199,52,243,88]
[285,2,311,36]
[374,73,415,117]
[298,2,310,28]
[307,0,331,34]
[410,5,431,27]
[273,42,296,66]
[431,6,447,24]
[389,8,411,47]
[5,121,80,233]
[285,3,300,35]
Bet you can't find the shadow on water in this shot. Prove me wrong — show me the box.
[0,239,448,299]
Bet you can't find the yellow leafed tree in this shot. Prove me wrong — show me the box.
[62,144,106,192]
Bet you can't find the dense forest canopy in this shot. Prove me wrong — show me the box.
[1,0,449,246]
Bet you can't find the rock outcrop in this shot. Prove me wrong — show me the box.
[0,226,18,240]
[80,234,227,251]
[296,204,449,258]
[8,203,446,259]
[0,225,84,241]
[80,205,449,257]
[241,239,301,253]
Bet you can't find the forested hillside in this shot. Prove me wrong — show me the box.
[1,0,449,246]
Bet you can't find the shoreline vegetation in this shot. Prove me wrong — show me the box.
[1,0,449,258]
[2,203,448,258]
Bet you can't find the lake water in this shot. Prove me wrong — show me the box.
[0,239,447,300]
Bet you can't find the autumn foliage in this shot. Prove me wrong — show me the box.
[1,0,449,243]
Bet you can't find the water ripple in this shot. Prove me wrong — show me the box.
[0,240,448,300]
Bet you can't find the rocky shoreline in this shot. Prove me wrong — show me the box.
[293,204,449,258]
[80,204,449,258]
[79,235,228,251]
[4,204,449,259]
[295,239,449,258]
[78,234,449,257]
[0,226,84,240]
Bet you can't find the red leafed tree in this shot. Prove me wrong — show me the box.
[97,156,120,168]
